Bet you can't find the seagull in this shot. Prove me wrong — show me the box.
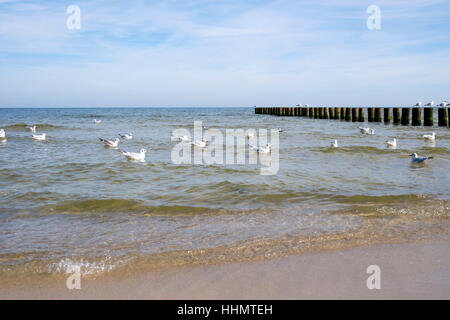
[385,138,397,148]
[27,125,36,133]
[119,148,147,161]
[304,104,309,108]
[330,139,339,148]
[423,132,436,141]
[172,135,190,142]
[93,119,102,124]
[119,133,133,140]
[247,132,255,139]
[191,139,208,148]
[425,100,434,107]
[358,126,375,135]
[0,129,5,139]
[413,101,422,107]
[99,137,120,147]
[277,128,284,133]
[32,133,46,141]
[250,143,272,154]
[437,101,449,107]
[410,153,433,164]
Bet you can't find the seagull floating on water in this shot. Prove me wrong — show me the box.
[172,135,190,142]
[119,133,133,140]
[32,133,46,141]
[277,128,284,133]
[413,101,422,107]
[99,137,120,147]
[425,100,434,107]
[27,125,36,133]
[423,132,436,141]
[250,143,272,154]
[330,139,339,148]
[93,119,102,124]
[410,153,433,164]
[0,129,5,139]
[358,126,375,135]
[385,138,397,148]
[119,148,147,161]
[191,139,208,148]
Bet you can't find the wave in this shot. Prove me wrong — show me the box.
[40,199,217,216]
[3,123,65,131]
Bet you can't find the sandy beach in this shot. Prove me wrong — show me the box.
[2,241,448,300]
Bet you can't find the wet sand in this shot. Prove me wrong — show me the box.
[1,241,449,299]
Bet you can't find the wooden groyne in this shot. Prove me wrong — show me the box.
[254,106,449,127]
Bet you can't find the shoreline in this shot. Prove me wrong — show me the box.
[1,241,448,299]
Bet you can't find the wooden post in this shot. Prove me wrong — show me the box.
[309,107,313,118]
[314,108,318,119]
[352,108,357,122]
[319,107,324,119]
[324,107,329,119]
[374,108,381,122]
[401,108,410,125]
[345,108,351,121]
[423,107,433,126]
[411,108,421,126]
[438,108,448,126]
[367,108,374,122]
[334,107,339,119]
[393,108,400,124]
[384,108,390,123]
[340,107,345,120]
[358,108,365,122]
[329,107,335,119]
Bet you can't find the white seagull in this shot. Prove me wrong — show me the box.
[358,126,375,135]
[191,139,208,148]
[99,137,120,147]
[413,101,422,107]
[27,125,36,133]
[437,101,449,107]
[425,100,434,107]
[410,153,433,164]
[32,133,46,141]
[423,132,436,141]
[330,139,339,148]
[0,129,5,139]
[119,148,147,161]
[247,132,255,139]
[172,135,190,142]
[93,119,102,124]
[385,138,397,148]
[277,128,285,133]
[250,143,272,154]
[119,133,133,140]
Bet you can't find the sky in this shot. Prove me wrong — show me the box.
[0,0,449,107]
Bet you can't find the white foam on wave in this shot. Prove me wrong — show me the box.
[49,256,117,276]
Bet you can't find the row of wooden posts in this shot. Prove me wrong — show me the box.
[254,106,449,126]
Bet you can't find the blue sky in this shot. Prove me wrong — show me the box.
[0,0,449,107]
